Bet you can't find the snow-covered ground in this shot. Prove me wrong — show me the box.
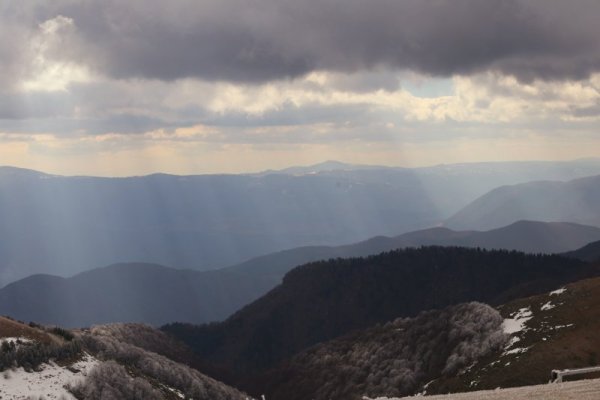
[367,378,600,399]
[0,353,99,400]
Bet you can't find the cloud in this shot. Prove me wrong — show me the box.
[18,0,598,84]
[0,22,33,88]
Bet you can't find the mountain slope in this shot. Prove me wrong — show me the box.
[257,302,506,400]
[0,263,280,327]
[0,317,250,400]
[446,174,600,231]
[426,276,600,395]
[162,247,599,392]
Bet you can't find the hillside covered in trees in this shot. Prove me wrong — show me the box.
[163,246,599,393]
[257,302,507,400]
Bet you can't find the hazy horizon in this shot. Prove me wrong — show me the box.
[3,156,600,178]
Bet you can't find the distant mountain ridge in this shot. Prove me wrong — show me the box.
[224,220,600,278]
[0,166,441,286]
[0,263,269,327]
[2,220,600,328]
[446,174,600,231]
[3,159,600,286]
[564,240,600,262]
[255,160,390,175]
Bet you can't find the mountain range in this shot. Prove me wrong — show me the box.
[3,158,600,286]
[2,220,600,328]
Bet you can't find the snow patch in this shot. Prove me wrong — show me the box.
[503,336,521,351]
[554,324,574,330]
[502,307,532,334]
[161,383,186,399]
[0,353,99,400]
[0,337,33,347]
[550,288,566,296]
[540,301,555,311]
[505,347,529,355]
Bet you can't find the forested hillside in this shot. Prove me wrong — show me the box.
[164,246,599,392]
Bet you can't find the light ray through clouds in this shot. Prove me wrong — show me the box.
[0,1,599,175]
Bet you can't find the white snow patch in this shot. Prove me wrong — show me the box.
[0,337,33,347]
[161,383,186,399]
[540,301,555,311]
[505,347,529,355]
[502,307,532,334]
[415,379,437,396]
[550,288,566,296]
[0,353,99,400]
[502,336,529,356]
[554,324,574,330]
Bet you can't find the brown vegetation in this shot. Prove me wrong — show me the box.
[429,276,600,394]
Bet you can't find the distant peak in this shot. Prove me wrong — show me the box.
[313,160,353,168]
[258,160,393,176]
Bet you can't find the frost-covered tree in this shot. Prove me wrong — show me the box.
[263,302,507,400]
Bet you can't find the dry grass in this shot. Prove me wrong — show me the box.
[0,316,55,344]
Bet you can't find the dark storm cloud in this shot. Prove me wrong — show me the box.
[24,0,600,83]
[3,0,600,86]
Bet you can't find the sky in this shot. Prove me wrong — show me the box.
[1,0,600,176]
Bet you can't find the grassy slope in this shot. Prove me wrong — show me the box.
[0,316,56,344]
